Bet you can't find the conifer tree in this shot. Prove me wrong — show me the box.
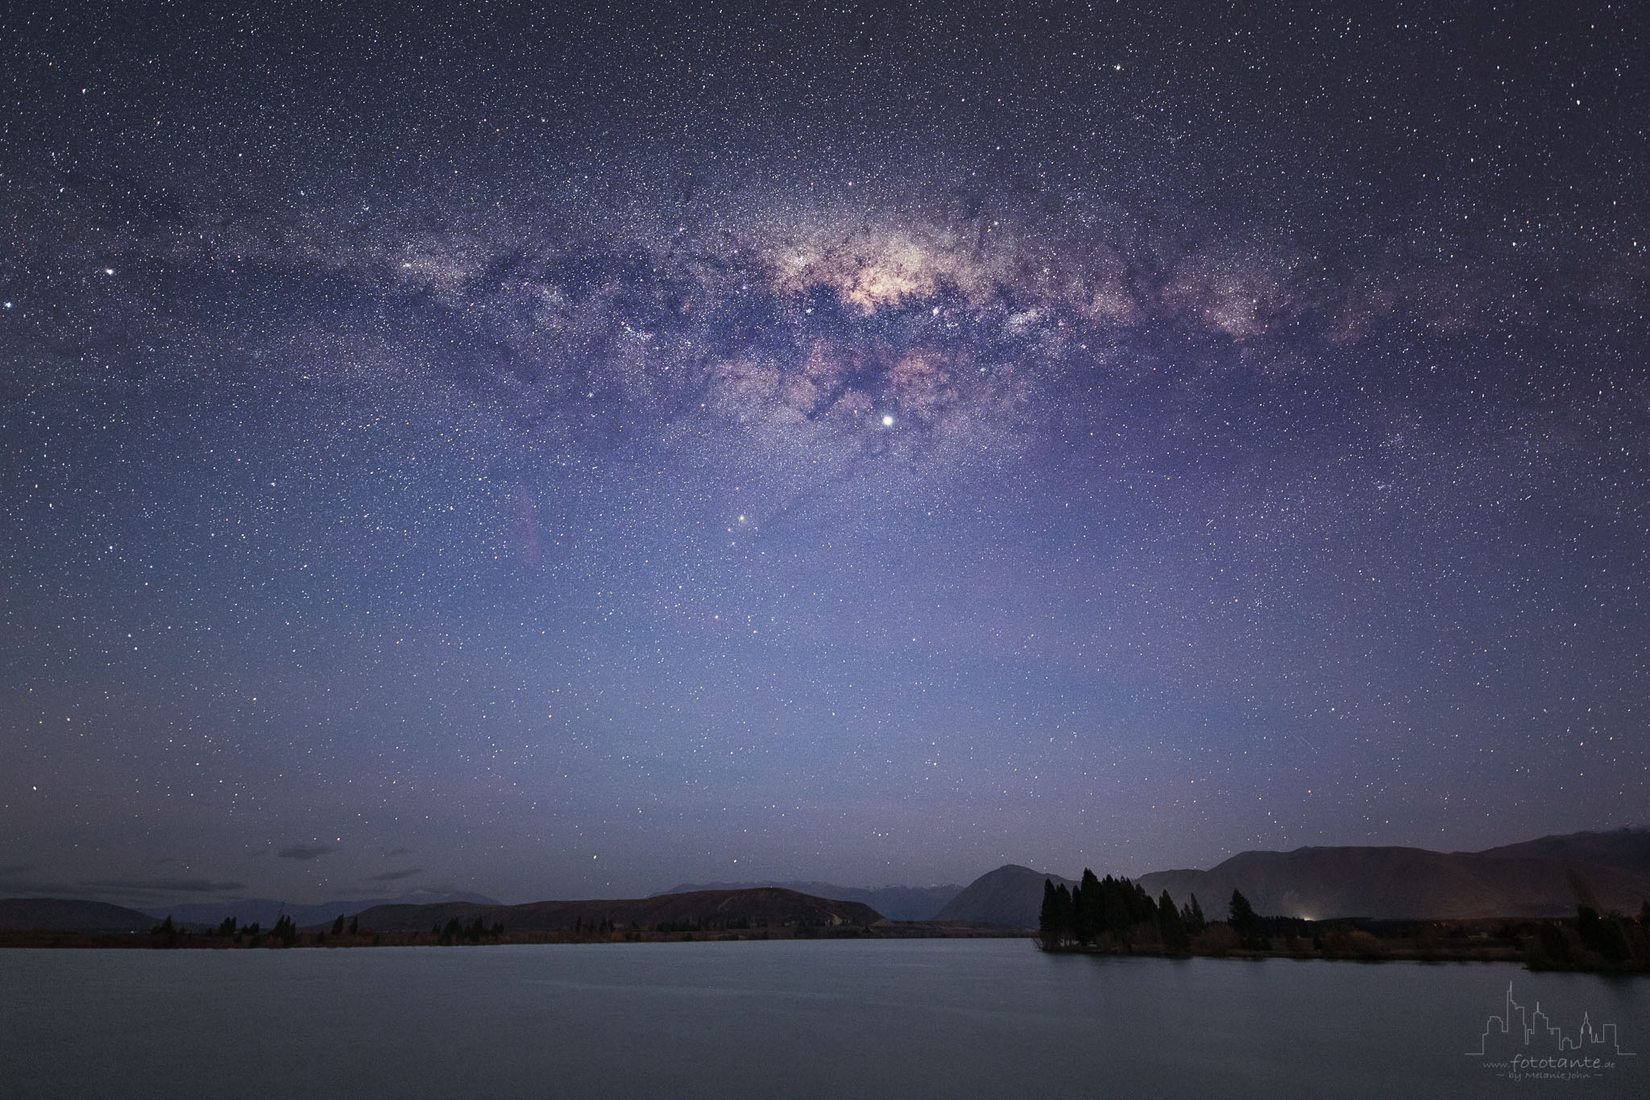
[1099,875,1131,941]
[1039,879,1063,949]
[1134,882,1157,926]
[271,914,298,946]
[1228,890,1266,949]
[1076,869,1103,944]
[1158,890,1189,952]
[1054,883,1074,946]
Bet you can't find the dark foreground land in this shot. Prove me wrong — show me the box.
[1036,872,1650,975]
[7,911,1645,978]
[0,887,1017,949]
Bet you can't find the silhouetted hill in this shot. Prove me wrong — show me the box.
[0,897,156,933]
[142,890,498,929]
[939,829,1650,928]
[659,880,962,921]
[936,866,1077,928]
[1136,828,1650,920]
[348,887,884,933]
[1477,827,1650,875]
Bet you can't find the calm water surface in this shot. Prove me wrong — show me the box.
[2,939,1645,1098]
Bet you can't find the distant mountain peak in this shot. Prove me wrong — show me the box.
[936,865,1077,928]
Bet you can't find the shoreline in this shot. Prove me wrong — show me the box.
[0,922,1022,951]
[1039,943,1524,966]
[1037,941,1650,976]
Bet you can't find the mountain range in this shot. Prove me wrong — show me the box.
[659,880,963,921]
[929,828,1650,928]
[7,827,1647,934]
[347,887,882,933]
[1133,828,1650,922]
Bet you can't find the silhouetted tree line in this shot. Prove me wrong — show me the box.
[434,916,505,945]
[1038,870,1208,953]
[1527,900,1650,973]
[654,917,753,934]
[153,912,312,947]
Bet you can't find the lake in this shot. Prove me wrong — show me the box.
[1,939,1644,1097]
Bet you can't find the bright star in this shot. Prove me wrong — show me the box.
[881,414,895,428]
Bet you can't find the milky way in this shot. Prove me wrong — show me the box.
[2,1,1647,905]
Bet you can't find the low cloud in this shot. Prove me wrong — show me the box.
[83,878,244,894]
[277,844,336,861]
[368,868,421,882]
[3,865,244,899]
[0,866,84,895]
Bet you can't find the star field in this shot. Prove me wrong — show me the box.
[1,0,1647,906]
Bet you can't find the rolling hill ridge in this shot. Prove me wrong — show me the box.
[348,887,885,934]
[935,828,1650,927]
[659,880,962,921]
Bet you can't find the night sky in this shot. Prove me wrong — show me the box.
[3,1,1647,908]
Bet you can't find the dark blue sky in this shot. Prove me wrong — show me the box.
[2,0,1647,906]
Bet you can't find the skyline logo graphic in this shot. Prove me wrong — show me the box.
[1468,980,1635,1083]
